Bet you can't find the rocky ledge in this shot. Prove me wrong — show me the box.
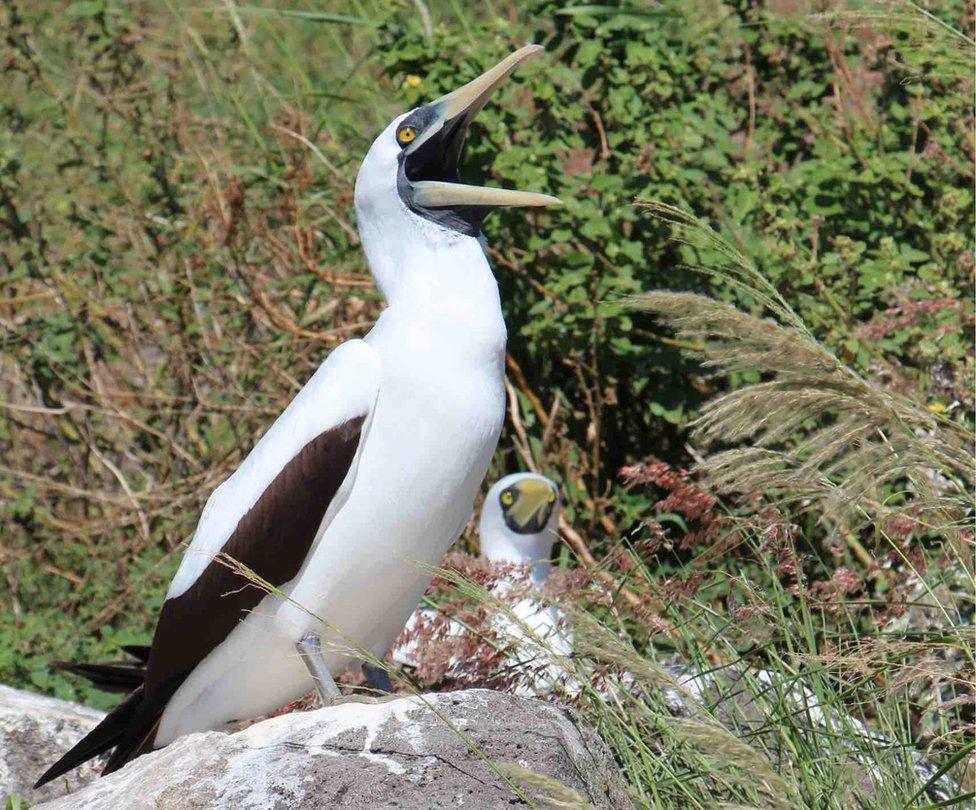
[0,684,105,804]
[1,686,630,809]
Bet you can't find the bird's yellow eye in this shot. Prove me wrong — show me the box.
[397,126,417,146]
[500,491,514,506]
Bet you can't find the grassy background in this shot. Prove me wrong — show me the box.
[1,0,973,806]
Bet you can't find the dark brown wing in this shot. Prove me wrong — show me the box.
[37,330,383,790]
[144,415,366,706]
[37,416,366,786]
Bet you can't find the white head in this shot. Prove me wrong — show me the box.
[354,45,560,305]
[479,472,561,584]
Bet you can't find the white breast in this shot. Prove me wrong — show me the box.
[157,219,507,743]
[275,303,505,664]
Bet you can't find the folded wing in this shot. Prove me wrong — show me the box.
[36,340,382,787]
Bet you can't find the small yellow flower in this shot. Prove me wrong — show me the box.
[928,402,946,413]
[404,75,422,88]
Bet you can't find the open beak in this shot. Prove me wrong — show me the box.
[404,44,561,212]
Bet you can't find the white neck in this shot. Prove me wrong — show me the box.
[529,556,553,586]
[480,528,554,586]
[357,210,502,322]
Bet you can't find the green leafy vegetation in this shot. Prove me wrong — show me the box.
[0,0,972,805]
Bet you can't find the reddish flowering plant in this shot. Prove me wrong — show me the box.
[808,567,865,616]
[859,298,961,341]
[391,552,586,695]
[618,458,730,559]
[620,460,718,523]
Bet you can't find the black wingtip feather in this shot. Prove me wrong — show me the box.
[33,687,145,789]
[102,716,161,775]
[55,661,146,693]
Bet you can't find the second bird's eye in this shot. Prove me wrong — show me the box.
[397,126,417,146]
[500,491,514,506]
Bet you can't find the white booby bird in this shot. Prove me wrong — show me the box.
[479,473,562,582]
[394,472,572,686]
[477,473,570,656]
[36,45,559,788]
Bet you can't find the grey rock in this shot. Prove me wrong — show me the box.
[0,685,105,804]
[36,689,631,809]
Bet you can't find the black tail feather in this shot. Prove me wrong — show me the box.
[34,687,145,789]
[38,645,168,788]
[55,661,146,693]
[103,717,161,775]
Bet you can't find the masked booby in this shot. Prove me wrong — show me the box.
[479,472,562,583]
[394,472,572,686]
[36,44,559,789]
[478,473,569,659]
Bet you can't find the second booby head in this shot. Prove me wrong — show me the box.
[479,472,561,583]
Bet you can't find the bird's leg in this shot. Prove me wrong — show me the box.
[297,634,341,705]
[362,662,395,694]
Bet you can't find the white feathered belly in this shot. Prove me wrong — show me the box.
[283,360,505,655]
[156,355,503,744]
